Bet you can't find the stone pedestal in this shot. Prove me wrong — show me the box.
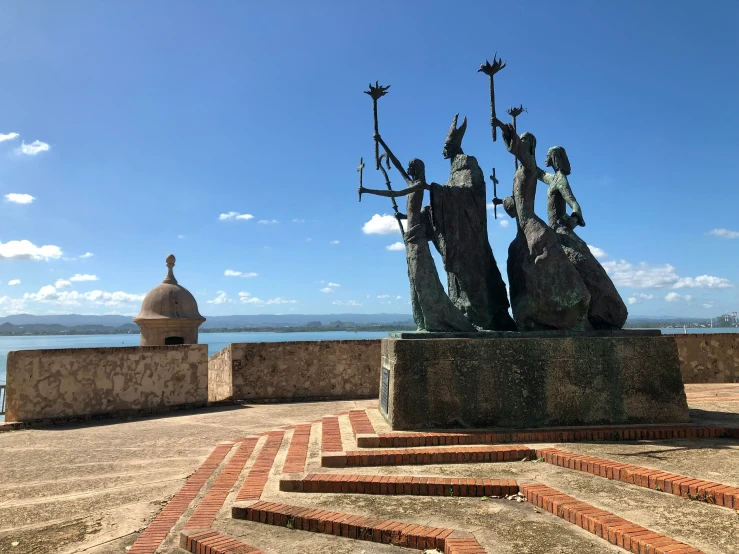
[379,330,690,430]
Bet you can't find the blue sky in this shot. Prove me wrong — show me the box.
[0,0,737,319]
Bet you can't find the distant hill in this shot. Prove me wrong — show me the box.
[0,313,414,329]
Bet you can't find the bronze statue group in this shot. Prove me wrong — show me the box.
[358,58,627,333]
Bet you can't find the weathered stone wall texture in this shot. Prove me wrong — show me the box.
[5,344,208,422]
[230,340,380,401]
[674,333,739,383]
[208,346,233,402]
[382,336,690,430]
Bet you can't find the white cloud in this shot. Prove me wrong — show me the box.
[330,240,340,245]
[207,291,232,304]
[673,275,733,289]
[238,292,296,305]
[5,193,35,204]
[327,282,340,288]
[70,273,98,282]
[332,300,362,306]
[602,259,732,289]
[362,214,406,235]
[395,295,402,300]
[55,279,72,289]
[665,292,692,302]
[386,242,404,251]
[702,301,715,309]
[8,279,20,286]
[0,240,63,261]
[292,219,305,223]
[0,132,19,142]
[320,287,335,293]
[23,285,144,307]
[224,270,258,278]
[257,219,279,224]
[19,140,50,155]
[587,245,608,260]
[377,294,391,299]
[627,293,654,305]
[0,295,25,314]
[219,212,254,221]
[177,235,186,239]
[707,228,739,239]
[80,252,94,259]
[265,297,297,305]
[499,219,509,228]
[82,290,145,306]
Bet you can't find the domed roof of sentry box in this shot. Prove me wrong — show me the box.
[134,255,205,322]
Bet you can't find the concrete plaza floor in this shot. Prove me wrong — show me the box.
[0,386,737,554]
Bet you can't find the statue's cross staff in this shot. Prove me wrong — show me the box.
[489,167,499,219]
[357,157,364,202]
[363,81,404,235]
[506,104,527,169]
[478,54,507,142]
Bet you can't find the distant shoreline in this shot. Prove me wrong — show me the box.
[1,324,738,338]
[0,324,418,337]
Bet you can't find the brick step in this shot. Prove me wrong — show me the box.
[232,500,486,552]
[322,445,536,468]
[283,424,311,474]
[184,438,259,530]
[537,447,739,509]
[322,416,343,452]
[355,424,735,448]
[236,432,285,501]
[280,473,519,497]
[521,483,705,553]
[180,530,265,554]
[128,442,235,554]
[348,409,375,437]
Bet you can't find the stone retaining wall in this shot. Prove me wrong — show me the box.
[221,340,381,402]
[674,333,739,383]
[5,344,208,423]
[208,345,233,402]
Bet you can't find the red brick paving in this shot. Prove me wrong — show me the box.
[321,416,343,452]
[520,483,705,553]
[181,530,265,553]
[184,438,259,530]
[127,442,234,554]
[238,501,483,551]
[236,432,285,501]
[282,424,312,474]
[280,473,518,497]
[348,409,376,437]
[537,447,739,509]
[329,445,536,467]
[369,423,732,448]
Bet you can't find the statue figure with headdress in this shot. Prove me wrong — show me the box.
[416,114,516,331]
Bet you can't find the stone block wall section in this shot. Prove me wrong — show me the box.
[211,340,381,402]
[674,333,739,383]
[5,344,208,423]
[208,345,233,402]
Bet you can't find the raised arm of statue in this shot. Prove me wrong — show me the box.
[556,176,585,226]
[359,183,428,198]
[494,118,536,170]
[536,167,555,186]
[375,135,412,184]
